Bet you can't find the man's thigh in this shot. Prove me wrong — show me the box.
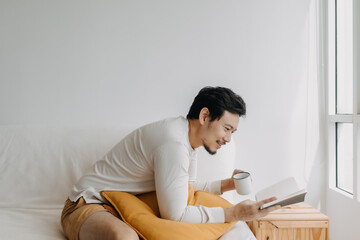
[61,198,138,240]
[79,211,138,240]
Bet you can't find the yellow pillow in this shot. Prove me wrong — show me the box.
[101,185,236,240]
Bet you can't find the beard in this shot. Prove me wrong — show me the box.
[202,122,217,155]
[203,143,217,155]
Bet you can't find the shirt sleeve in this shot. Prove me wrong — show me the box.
[191,180,222,195]
[153,143,225,223]
[187,155,222,195]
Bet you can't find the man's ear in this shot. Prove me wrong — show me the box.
[199,107,210,125]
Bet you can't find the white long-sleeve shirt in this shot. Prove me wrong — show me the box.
[70,116,225,223]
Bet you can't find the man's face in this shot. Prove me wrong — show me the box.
[201,111,239,155]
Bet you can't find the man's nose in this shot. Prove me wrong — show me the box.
[224,132,231,142]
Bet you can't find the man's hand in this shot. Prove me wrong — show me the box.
[223,197,280,222]
[221,169,246,193]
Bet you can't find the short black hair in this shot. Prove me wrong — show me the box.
[186,86,246,121]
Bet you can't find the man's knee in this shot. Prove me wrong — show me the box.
[110,227,139,240]
[79,211,139,240]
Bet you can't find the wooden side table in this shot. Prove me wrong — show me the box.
[249,203,329,240]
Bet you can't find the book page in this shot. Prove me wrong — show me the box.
[255,177,300,202]
[261,191,307,209]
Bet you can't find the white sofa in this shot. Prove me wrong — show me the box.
[0,125,237,239]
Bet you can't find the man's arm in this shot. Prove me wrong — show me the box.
[154,143,225,223]
[220,169,246,193]
[154,146,279,223]
[187,158,223,195]
[189,166,243,195]
[190,180,222,195]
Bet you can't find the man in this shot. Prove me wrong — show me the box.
[61,86,279,240]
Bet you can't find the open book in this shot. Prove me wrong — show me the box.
[255,177,307,209]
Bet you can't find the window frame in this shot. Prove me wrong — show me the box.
[327,0,360,201]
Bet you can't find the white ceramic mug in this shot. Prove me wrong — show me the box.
[233,172,252,195]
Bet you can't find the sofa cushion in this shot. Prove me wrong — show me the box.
[0,208,65,240]
[0,125,133,208]
[101,185,236,240]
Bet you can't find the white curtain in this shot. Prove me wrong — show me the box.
[301,0,327,212]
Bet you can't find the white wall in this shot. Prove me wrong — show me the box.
[0,0,310,127]
[0,0,333,237]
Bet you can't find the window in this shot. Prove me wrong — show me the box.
[328,0,359,199]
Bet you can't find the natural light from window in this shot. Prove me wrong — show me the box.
[336,123,353,193]
[336,0,353,114]
[329,0,355,196]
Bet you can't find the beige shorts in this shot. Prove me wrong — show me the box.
[61,198,119,240]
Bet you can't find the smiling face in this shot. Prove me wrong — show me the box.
[199,109,239,155]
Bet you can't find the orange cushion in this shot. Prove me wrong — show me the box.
[101,185,236,240]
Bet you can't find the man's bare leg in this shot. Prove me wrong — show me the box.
[79,211,139,240]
